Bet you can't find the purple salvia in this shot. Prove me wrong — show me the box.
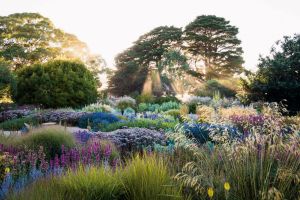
[104,144,112,158]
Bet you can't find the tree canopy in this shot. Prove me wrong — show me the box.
[240,34,300,113]
[109,26,183,96]
[0,59,15,100]
[109,15,245,96]
[183,15,244,79]
[0,13,105,77]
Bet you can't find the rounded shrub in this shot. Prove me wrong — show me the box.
[164,109,181,120]
[115,96,136,113]
[14,126,75,159]
[15,60,98,108]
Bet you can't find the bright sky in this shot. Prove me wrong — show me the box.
[1,0,299,70]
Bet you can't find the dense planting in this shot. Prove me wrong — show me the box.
[1,96,299,199]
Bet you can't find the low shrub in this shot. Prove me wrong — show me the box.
[13,126,75,159]
[196,79,237,98]
[100,119,176,132]
[183,123,240,144]
[159,101,180,112]
[37,111,88,126]
[78,112,120,131]
[115,96,136,113]
[81,103,113,113]
[183,96,212,113]
[153,96,180,104]
[98,128,166,153]
[138,101,180,113]
[0,116,39,131]
[0,109,33,123]
[136,94,154,104]
[164,109,181,120]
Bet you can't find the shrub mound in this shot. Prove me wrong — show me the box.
[97,128,166,152]
[15,60,98,108]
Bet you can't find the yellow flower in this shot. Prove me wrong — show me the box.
[224,182,230,191]
[207,187,214,198]
[5,167,10,174]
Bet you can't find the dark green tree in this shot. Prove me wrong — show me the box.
[240,34,300,113]
[109,26,182,95]
[0,12,105,86]
[15,60,98,108]
[0,59,15,100]
[183,15,244,79]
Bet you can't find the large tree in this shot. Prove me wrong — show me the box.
[109,26,183,95]
[241,35,300,113]
[0,13,105,79]
[183,15,244,79]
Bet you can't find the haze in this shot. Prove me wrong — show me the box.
[1,0,299,70]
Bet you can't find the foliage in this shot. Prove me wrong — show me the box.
[184,96,212,114]
[78,112,120,131]
[218,106,257,120]
[0,109,33,123]
[36,111,87,126]
[115,96,136,113]
[182,123,240,144]
[0,116,39,131]
[164,109,181,120]
[12,126,75,159]
[153,96,180,104]
[122,155,183,200]
[136,94,155,104]
[81,103,113,113]
[196,105,215,122]
[175,128,300,200]
[7,154,183,200]
[109,26,182,95]
[15,60,98,108]
[240,34,300,113]
[159,101,180,112]
[183,15,244,79]
[2,143,120,200]
[0,61,15,101]
[196,79,237,98]
[0,12,105,75]
[7,170,121,200]
[100,118,176,132]
[137,101,180,113]
[98,128,166,153]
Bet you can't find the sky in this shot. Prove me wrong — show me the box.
[0,0,300,70]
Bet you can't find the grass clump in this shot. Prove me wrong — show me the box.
[13,125,75,159]
[8,155,184,200]
[0,116,39,131]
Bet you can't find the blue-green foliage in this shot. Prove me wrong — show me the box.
[183,123,241,144]
[78,112,120,131]
[138,101,180,112]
